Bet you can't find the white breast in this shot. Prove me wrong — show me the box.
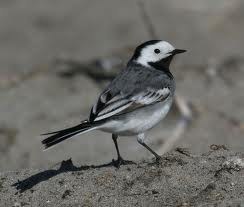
[99,98,173,136]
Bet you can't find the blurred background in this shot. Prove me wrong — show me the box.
[0,0,244,171]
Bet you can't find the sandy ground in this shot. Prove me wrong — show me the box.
[1,148,244,206]
[0,0,244,173]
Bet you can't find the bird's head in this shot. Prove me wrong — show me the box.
[130,40,186,69]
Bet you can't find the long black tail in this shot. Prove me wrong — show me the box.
[41,121,95,149]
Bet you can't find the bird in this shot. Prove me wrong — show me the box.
[42,40,186,167]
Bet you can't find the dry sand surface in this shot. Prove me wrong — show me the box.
[1,148,244,206]
[0,0,244,171]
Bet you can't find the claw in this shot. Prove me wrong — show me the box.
[112,157,135,168]
[155,155,162,164]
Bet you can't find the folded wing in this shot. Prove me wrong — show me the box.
[89,87,170,122]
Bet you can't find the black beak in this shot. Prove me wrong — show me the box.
[170,49,187,55]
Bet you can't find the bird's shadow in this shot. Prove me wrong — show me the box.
[12,159,131,193]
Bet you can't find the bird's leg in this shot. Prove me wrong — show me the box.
[112,134,134,168]
[137,133,162,162]
[112,134,123,161]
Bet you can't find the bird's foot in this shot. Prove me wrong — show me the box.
[112,157,135,168]
[155,155,163,164]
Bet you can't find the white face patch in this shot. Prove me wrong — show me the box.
[136,41,175,67]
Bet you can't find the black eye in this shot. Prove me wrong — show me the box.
[154,49,160,54]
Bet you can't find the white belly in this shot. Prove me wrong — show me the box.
[99,98,173,136]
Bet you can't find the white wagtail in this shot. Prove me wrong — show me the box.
[42,40,186,167]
